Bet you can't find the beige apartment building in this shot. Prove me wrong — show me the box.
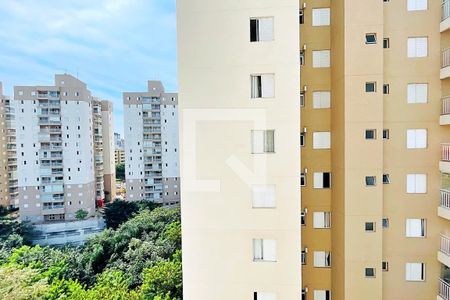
[115,149,125,165]
[178,0,450,300]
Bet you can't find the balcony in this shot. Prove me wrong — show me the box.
[441,145,450,173]
[439,190,450,221]
[439,235,450,268]
[439,279,450,300]
[443,0,450,32]
[442,49,450,80]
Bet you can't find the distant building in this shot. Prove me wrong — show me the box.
[123,81,180,206]
[115,149,125,165]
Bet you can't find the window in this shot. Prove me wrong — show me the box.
[299,9,304,24]
[314,172,331,189]
[382,218,389,229]
[407,37,428,58]
[365,268,376,278]
[313,132,331,149]
[253,292,277,300]
[312,8,330,26]
[407,83,428,103]
[250,17,274,42]
[300,92,305,107]
[313,251,331,267]
[365,33,377,44]
[312,50,330,68]
[382,261,389,272]
[301,211,306,226]
[312,91,331,109]
[252,185,276,208]
[300,132,305,146]
[253,239,277,262]
[313,212,331,228]
[314,290,331,300]
[383,129,390,139]
[301,250,307,265]
[383,84,390,94]
[383,38,390,49]
[365,82,377,92]
[301,173,306,186]
[383,174,390,184]
[365,176,376,186]
[365,222,376,232]
[406,218,426,237]
[251,74,275,98]
[302,289,307,300]
[300,51,305,66]
[407,0,427,11]
[406,263,425,281]
[365,129,376,140]
[406,129,427,149]
[406,174,427,193]
[252,130,275,153]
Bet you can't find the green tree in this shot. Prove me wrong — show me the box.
[75,209,88,221]
[115,164,125,180]
[0,266,49,300]
[104,200,139,229]
[85,270,140,300]
[141,250,182,300]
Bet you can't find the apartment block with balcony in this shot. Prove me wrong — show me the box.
[123,81,180,206]
[0,82,18,209]
[13,74,114,226]
[178,1,301,299]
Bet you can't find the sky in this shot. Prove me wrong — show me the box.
[0,0,177,136]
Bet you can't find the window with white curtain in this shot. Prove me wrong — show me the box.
[252,130,275,153]
[406,174,427,193]
[252,185,276,208]
[251,74,275,98]
[407,0,427,11]
[253,239,277,262]
[313,212,331,228]
[313,251,331,267]
[407,37,428,58]
[314,172,331,188]
[407,84,428,103]
[406,218,426,237]
[406,129,427,149]
[313,132,331,149]
[312,50,331,68]
[313,91,331,109]
[405,263,425,281]
[314,290,331,300]
[250,17,274,42]
[253,292,277,300]
[312,8,330,26]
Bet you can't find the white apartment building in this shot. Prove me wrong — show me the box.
[123,81,180,206]
[13,74,114,224]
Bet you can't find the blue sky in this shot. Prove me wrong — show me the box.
[0,0,177,136]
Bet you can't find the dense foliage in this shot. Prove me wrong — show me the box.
[0,206,182,299]
[116,164,125,180]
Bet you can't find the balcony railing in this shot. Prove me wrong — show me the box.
[443,144,450,161]
[441,235,450,256]
[443,49,450,69]
[444,0,450,21]
[444,97,450,115]
[441,190,450,209]
[439,279,450,300]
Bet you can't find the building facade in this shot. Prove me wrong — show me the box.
[0,82,18,209]
[13,74,114,223]
[123,81,180,206]
[177,1,301,299]
[178,0,450,300]
[101,101,116,202]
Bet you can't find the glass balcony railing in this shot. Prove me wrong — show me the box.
[443,0,450,21]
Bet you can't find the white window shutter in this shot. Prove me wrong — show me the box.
[253,239,263,260]
[263,239,277,261]
[407,38,416,57]
[416,37,428,57]
[415,174,427,193]
[406,219,422,237]
[406,263,424,281]
[415,129,427,148]
[252,131,264,153]
[406,174,416,193]
[312,8,330,26]
[252,185,276,208]
[313,212,325,228]
[313,50,330,68]
[313,132,331,149]
[313,251,326,267]
[314,290,327,300]
[258,18,274,41]
[261,74,275,98]
[407,84,416,103]
[314,173,324,188]
[406,130,416,149]
[416,84,428,103]
[313,91,331,108]
[408,0,427,11]
[257,292,277,300]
